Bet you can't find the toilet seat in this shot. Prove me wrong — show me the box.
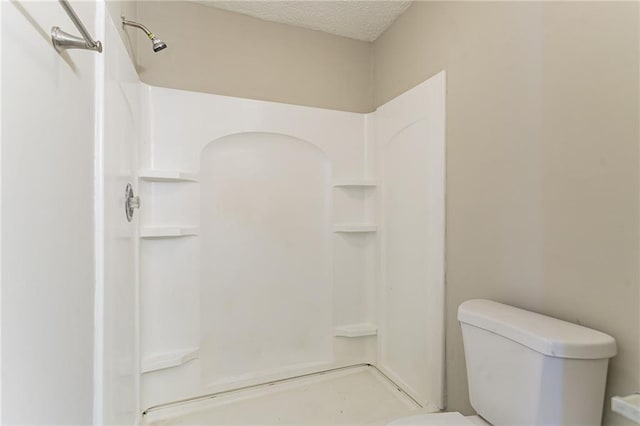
[387,412,489,426]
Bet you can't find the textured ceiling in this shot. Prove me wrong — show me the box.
[196,1,413,42]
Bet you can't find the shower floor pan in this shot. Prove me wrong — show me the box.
[143,364,432,425]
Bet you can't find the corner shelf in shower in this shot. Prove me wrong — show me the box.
[140,227,199,239]
[333,224,377,233]
[334,323,377,337]
[139,169,198,182]
[141,347,200,373]
[332,179,377,188]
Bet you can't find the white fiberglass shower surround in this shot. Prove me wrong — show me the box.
[1,1,445,421]
[139,73,446,420]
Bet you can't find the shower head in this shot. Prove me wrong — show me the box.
[122,17,167,53]
[151,37,167,53]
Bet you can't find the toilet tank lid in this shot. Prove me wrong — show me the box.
[458,299,617,359]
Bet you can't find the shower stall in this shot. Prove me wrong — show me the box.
[1,2,445,424]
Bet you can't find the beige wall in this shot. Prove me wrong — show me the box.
[374,2,639,424]
[106,1,137,63]
[135,1,373,113]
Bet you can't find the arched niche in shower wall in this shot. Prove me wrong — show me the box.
[198,132,334,386]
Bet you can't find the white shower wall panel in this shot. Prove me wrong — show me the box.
[0,1,97,423]
[141,86,372,408]
[144,87,366,175]
[375,71,446,409]
[97,11,141,425]
[141,72,446,411]
[333,232,376,327]
[141,238,200,356]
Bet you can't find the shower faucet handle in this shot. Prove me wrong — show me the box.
[125,183,140,222]
[128,195,140,209]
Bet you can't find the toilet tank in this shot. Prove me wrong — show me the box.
[458,300,617,426]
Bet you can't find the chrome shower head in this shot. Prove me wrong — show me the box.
[151,37,167,52]
[122,17,167,53]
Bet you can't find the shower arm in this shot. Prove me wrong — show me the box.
[122,17,167,53]
[122,19,154,39]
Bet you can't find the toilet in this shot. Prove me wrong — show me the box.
[388,299,617,425]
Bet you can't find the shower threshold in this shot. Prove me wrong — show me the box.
[143,364,433,425]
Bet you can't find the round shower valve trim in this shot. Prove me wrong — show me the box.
[125,183,140,222]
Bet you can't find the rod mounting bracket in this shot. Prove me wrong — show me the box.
[51,26,102,53]
[51,0,103,53]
